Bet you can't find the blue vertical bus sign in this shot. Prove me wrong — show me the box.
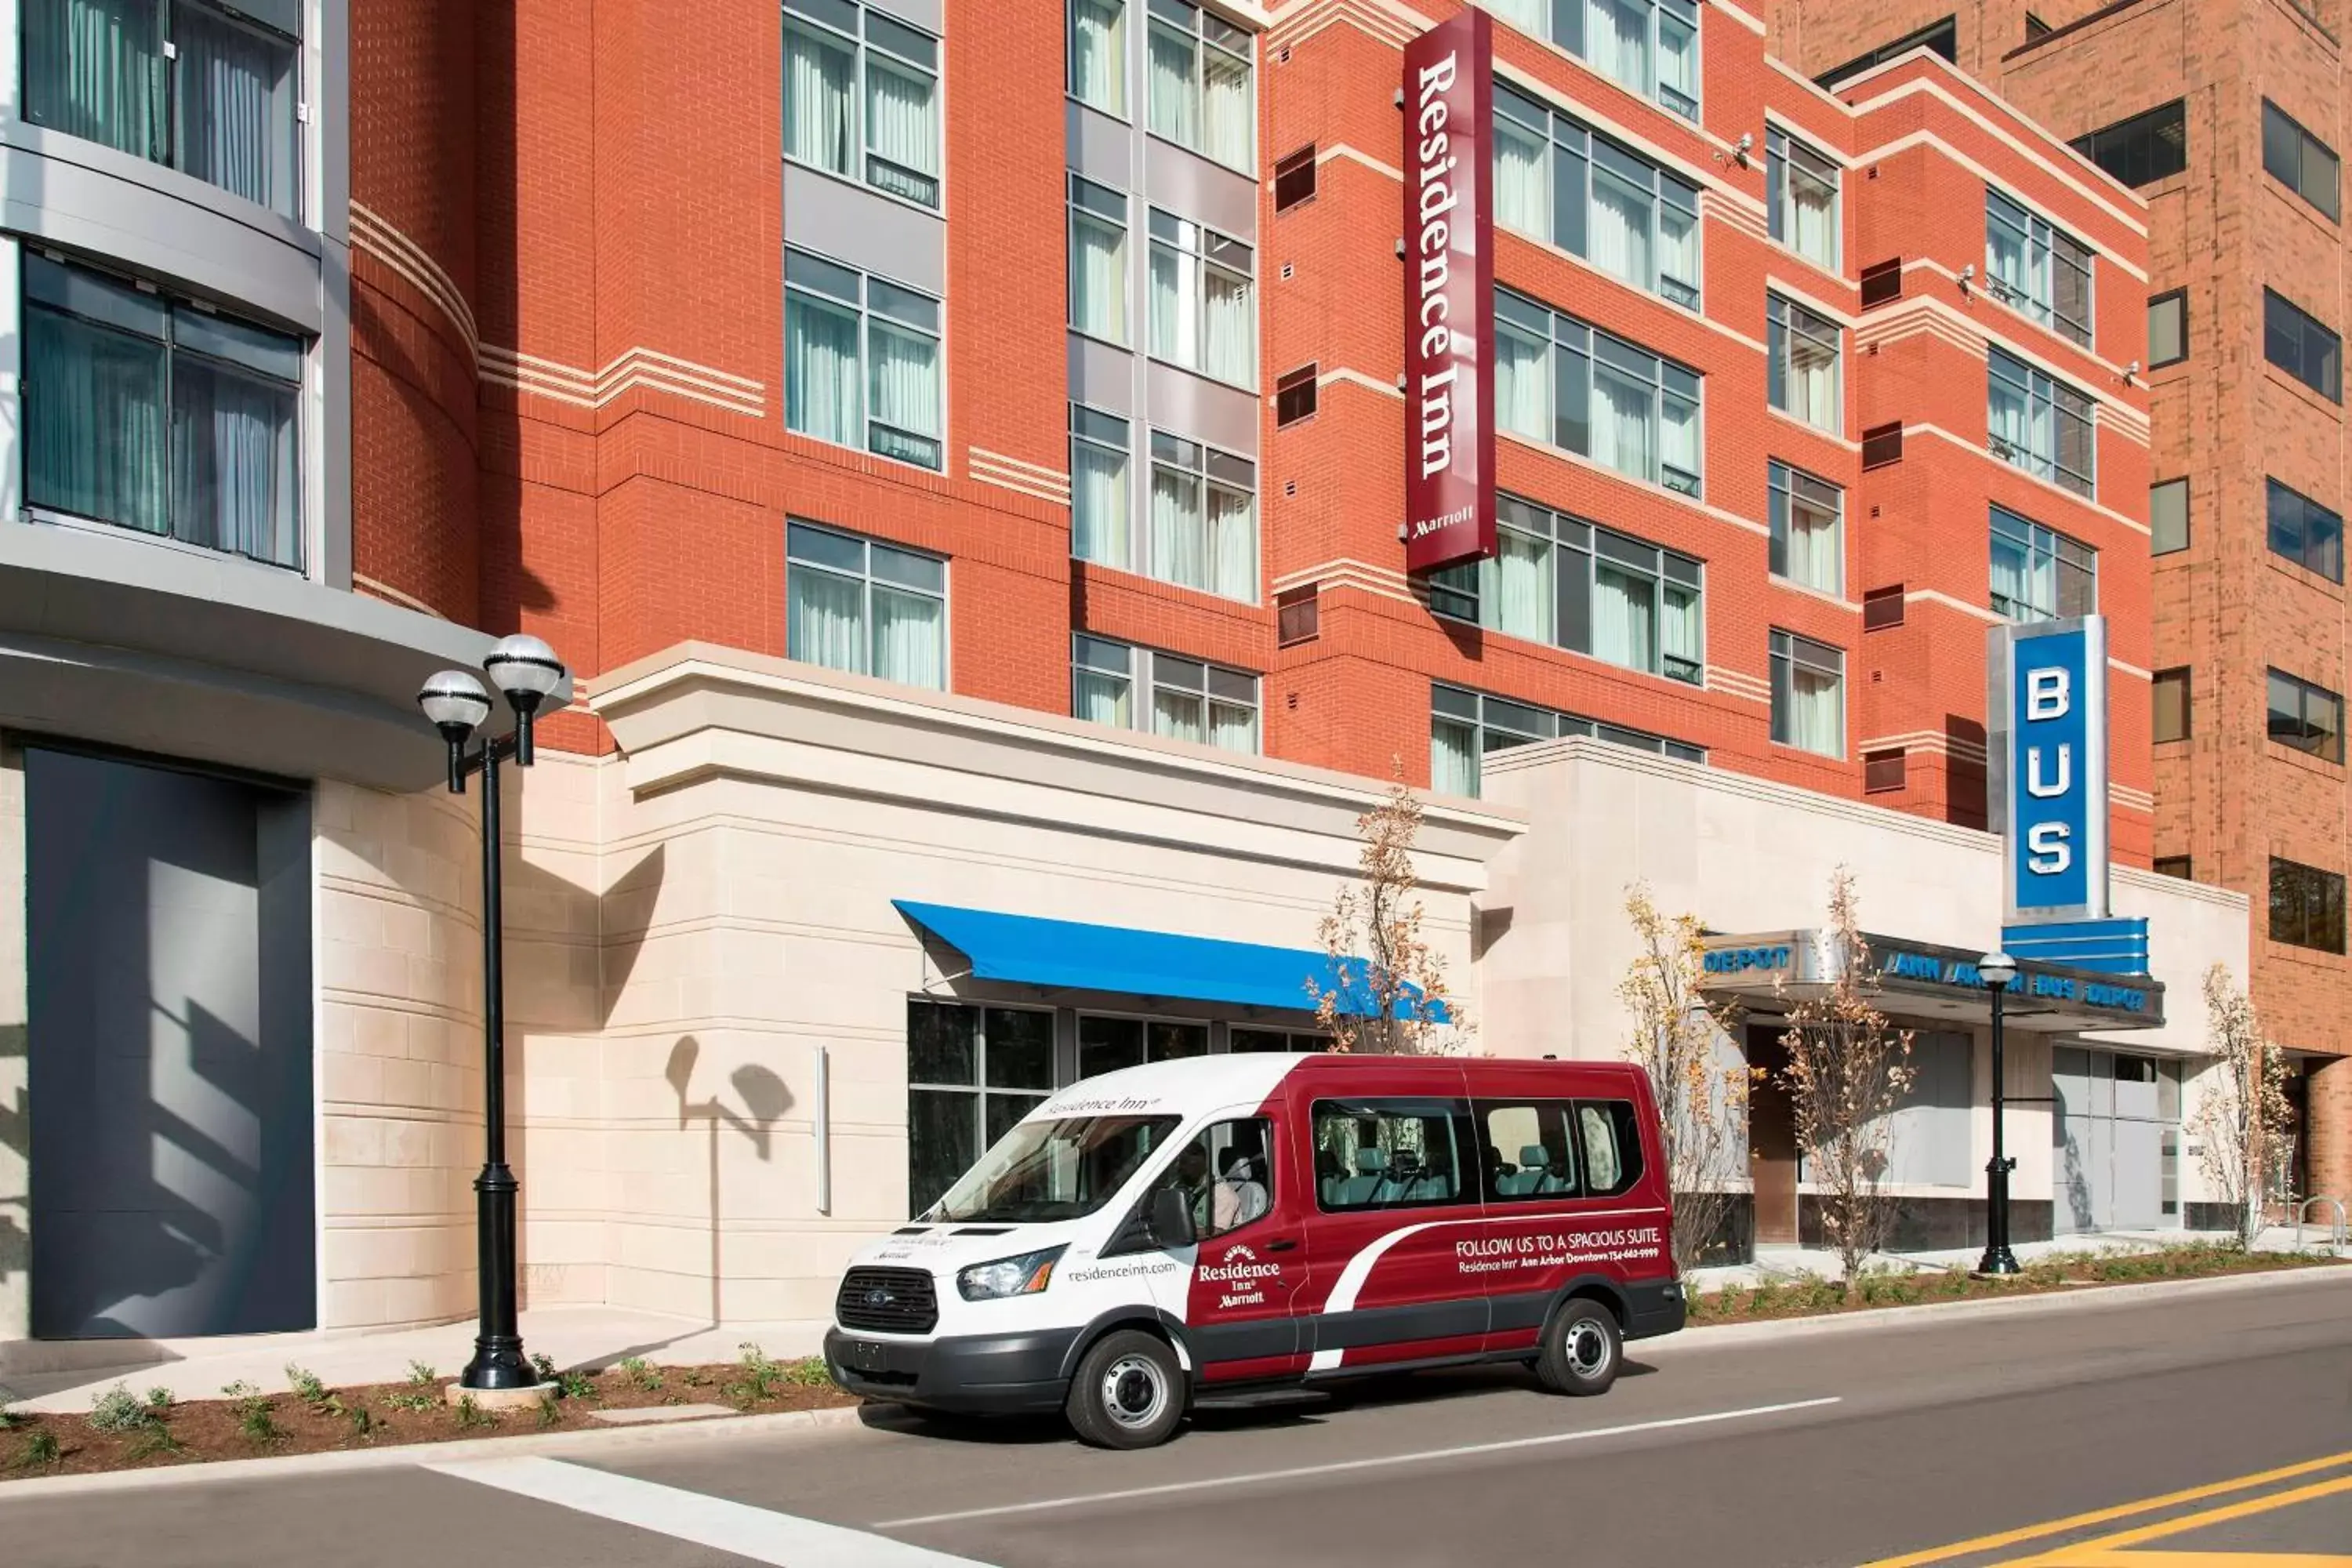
[1988,616,2109,924]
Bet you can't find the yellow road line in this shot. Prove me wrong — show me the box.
[2026,1554,2352,1566]
[2007,1475,2352,1565]
[1858,1450,2352,1566]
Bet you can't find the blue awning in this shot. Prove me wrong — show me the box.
[893,901,1448,1022]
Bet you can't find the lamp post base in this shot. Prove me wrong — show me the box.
[1969,1256,2023,1279]
[445,1380,557,1411]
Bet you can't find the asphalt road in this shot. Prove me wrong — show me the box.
[6,1272,2350,1568]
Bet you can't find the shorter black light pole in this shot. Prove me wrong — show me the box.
[419,634,568,1391]
[1976,950,2022,1278]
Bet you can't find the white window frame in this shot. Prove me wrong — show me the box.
[782,0,943,211]
[1071,633,1261,753]
[1144,0,1254,173]
[1766,126,1840,273]
[785,246,945,472]
[1068,0,1130,118]
[1494,84,1701,310]
[1068,173,1131,346]
[1147,207,1255,389]
[785,517,949,688]
[1143,427,1258,602]
[1069,403,1133,568]
[1497,286,1704,498]
[1766,292,1842,434]
[1769,629,1846,758]
[1768,460,1844,596]
[1486,0,1699,121]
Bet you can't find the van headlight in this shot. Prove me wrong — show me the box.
[956,1246,1065,1302]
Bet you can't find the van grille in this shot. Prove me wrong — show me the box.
[836,1267,938,1334]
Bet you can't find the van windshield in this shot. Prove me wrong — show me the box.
[924,1114,1183,1224]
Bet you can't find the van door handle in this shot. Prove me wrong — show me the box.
[1265,1239,1298,1252]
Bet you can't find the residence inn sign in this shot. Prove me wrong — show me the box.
[1698,931,2163,1032]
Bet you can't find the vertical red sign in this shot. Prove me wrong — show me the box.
[1401,7,1495,575]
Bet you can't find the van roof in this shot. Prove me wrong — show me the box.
[1030,1051,1644,1119]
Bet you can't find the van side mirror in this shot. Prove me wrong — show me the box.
[1147,1187,1197,1250]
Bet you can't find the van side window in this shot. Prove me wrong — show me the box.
[1152,1118,1274,1237]
[1472,1101,1581,1201]
[1576,1100,1646,1199]
[1312,1099,1474,1211]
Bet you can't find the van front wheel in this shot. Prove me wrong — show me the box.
[1534,1299,1622,1396]
[1065,1330,1185,1450]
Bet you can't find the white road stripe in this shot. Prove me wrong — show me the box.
[875,1396,1842,1530]
[427,1454,996,1566]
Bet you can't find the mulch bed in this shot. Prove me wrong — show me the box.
[1,1352,858,1483]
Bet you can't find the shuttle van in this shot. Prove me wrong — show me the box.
[824,1052,1682,1448]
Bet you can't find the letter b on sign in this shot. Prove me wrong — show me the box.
[2027,668,2070,720]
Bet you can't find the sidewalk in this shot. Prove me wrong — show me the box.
[1686,1223,2339,1295]
[1,1306,831,1415]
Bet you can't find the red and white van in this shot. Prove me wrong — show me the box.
[825,1052,1682,1447]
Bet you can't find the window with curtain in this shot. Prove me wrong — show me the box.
[783,0,940,209]
[1769,630,1845,757]
[1145,0,1253,172]
[2268,669,2345,764]
[1145,430,1256,601]
[1766,294,1842,434]
[2265,288,2343,403]
[1496,287,1703,496]
[1499,0,1697,118]
[1989,504,2096,622]
[786,518,946,689]
[1769,461,1843,594]
[2267,477,2344,583]
[1073,636,1258,753]
[24,252,302,570]
[1147,208,1254,387]
[1767,128,1839,272]
[1069,174,1129,343]
[1431,682,1703,799]
[1985,189,2093,349]
[1070,404,1133,568]
[786,247,943,470]
[1987,349,2094,497]
[1428,495,1703,685]
[1493,85,1700,310]
[25,0,302,219]
[1069,0,1127,117]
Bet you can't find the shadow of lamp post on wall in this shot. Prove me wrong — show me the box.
[1976,950,2022,1277]
[418,634,568,1392]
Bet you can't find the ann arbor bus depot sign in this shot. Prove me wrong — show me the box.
[1402,6,1495,575]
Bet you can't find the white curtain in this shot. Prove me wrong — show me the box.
[789,570,865,674]
[1431,719,1480,797]
[1787,502,1839,593]
[1071,212,1127,342]
[1495,120,1551,238]
[868,320,939,443]
[1589,169,1651,289]
[176,2,293,216]
[786,293,860,445]
[1657,9,1698,105]
[1990,532,2039,618]
[1208,487,1256,600]
[1203,267,1253,385]
[1210,702,1258,754]
[872,585,945,689]
[1071,0,1126,114]
[866,59,938,195]
[784,23,855,175]
[1155,689,1207,744]
[1147,24,1196,148]
[172,361,296,567]
[1661,585,1701,674]
[1586,0,1650,91]
[1988,371,2032,459]
[1075,667,1131,727]
[1496,326,1552,441]
[1591,365,1653,481]
[1987,215,2032,303]
[1151,467,1206,590]
[1202,47,1251,170]
[1491,528,1553,641]
[1789,328,1838,430]
[1488,0,1547,33]
[1792,180,1836,268]
[1659,205,1698,296]
[1592,563,1654,671]
[1791,666,1842,754]
[1072,441,1130,566]
[1149,241,1194,367]
[1661,397,1699,486]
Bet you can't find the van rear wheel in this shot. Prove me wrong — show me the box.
[1534,1298,1622,1396]
[1065,1330,1185,1450]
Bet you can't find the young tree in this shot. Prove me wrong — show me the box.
[2187,963,2294,1249]
[1778,868,1915,1296]
[1618,883,1753,1279]
[1309,777,1466,1054]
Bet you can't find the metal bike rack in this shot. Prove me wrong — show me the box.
[2296,1196,2347,1257]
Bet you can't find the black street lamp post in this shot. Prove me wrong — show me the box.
[419,635,568,1392]
[1976,949,2021,1278]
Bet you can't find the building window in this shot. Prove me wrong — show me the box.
[1430,497,1703,684]
[2265,288,2343,402]
[1487,0,1698,119]
[2147,289,2187,366]
[2263,100,2340,222]
[1145,0,1253,173]
[1769,630,1845,757]
[1431,681,1702,798]
[1148,430,1257,601]
[1274,364,1317,426]
[24,0,301,219]
[2152,667,2190,744]
[1817,15,1956,88]
[1986,189,2092,349]
[1991,505,2097,622]
[1769,128,1841,271]
[2270,857,2347,954]
[1069,175,1129,344]
[1497,288,1702,496]
[1081,1014,1208,1076]
[2268,669,2345,763]
[1769,461,1843,594]
[2153,856,2191,880]
[1767,294,1842,433]
[1148,209,1254,387]
[1273,145,1316,211]
[1495,86,1700,309]
[2069,100,2187,188]
[24,252,303,570]
[1988,349,2095,498]
[2151,477,2189,556]
[786,519,946,689]
[1073,634,1259,753]
[783,0,940,209]
[1070,404,1133,569]
[785,249,942,470]
[2267,477,2344,583]
[1070,0,1128,116]
[908,1000,1055,1218]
